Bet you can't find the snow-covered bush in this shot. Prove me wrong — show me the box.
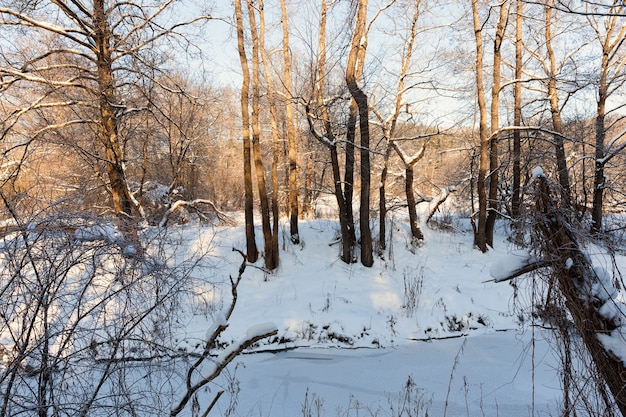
[0,214,223,416]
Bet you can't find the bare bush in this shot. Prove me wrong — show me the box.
[0,209,230,417]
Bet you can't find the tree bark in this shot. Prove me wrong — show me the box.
[258,0,280,268]
[234,0,258,263]
[247,0,278,270]
[589,4,626,233]
[471,0,489,253]
[280,0,300,244]
[94,0,133,217]
[485,0,508,248]
[511,0,523,220]
[312,0,355,264]
[378,0,421,253]
[392,142,426,244]
[346,0,373,267]
[544,1,572,209]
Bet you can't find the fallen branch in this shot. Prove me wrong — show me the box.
[495,174,626,415]
[159,199,235,228]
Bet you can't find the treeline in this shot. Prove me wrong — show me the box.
[0,0,625,268]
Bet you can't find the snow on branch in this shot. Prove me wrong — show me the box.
[486,250,549,282]
[158,199,234,227]
[305,104,336,148]
[170,249,278,417]
[391,141,426,167]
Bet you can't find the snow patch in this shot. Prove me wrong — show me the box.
[532,166,545,178]
[598,328,626,366]
[246,322,278,339]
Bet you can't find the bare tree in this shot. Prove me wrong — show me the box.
[471,0,509,252]
[511,0,523,220]
[375,0,422,252]
[496,173,626,416]
[246,0,279,270]
[587,1,626,233]
[0,0,209,220]
[280,0,301,244]
[234,0,259,263]
[305,0,356,264]
[544,0,573,208]
[346,0,373,267]
[471,0,491,252]
[392,141,427,244]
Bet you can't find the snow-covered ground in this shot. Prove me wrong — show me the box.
[171,215,583,416]
[3,210,623,416]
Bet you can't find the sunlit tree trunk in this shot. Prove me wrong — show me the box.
[346,0,373,267]
[280,0,300,244]
[247,0,278,270]
[392,142,427,243]
[511,0,523,220]
[471,0,489,252]
[544,1,572,209]
[257,0,280,268]
[312,0,355,264]
[234,0,258,263]
[379,0,422,253]
[589,2,626,234]
[485,0,508,248]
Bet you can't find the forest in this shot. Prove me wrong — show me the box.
[0,0,626,415]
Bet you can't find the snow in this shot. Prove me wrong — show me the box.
[598,328,626,365]
[74,223,122,243]
[4,211,626,416]
[166,217,569,416]
[489,249,533,281]
[532,166,545,178]
[246,322,278,339]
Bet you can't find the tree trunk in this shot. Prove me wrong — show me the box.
[346,0,373,267]
[280,0,300,244]
[485,0,508,248]
[405,164,424,242]
[511,0,522,220]
[94,0,133,217]
[545,1,572,209]
[258,0,280,268]
[345,100,357,247]
[471,0,489,253]
[379,146,390,252]
[313,0,354,264]
[392,142,426,244]
[592,89,606,234]
[234,0,258,263]
[378,0,422,253]
[588,4,626,234]
[247,0,278,270]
